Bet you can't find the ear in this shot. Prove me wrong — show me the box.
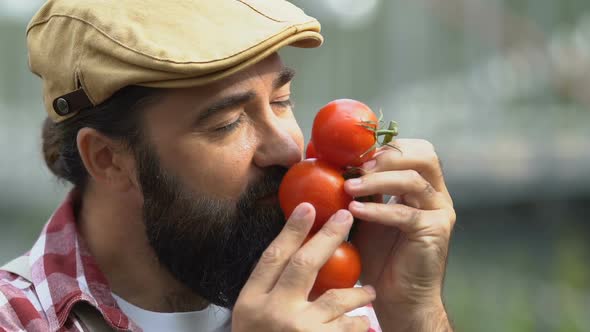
[77,127,136,192]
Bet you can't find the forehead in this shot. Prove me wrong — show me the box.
[141,53,287,128]
[202,53,285,94]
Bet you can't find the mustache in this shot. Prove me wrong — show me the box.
[241,166,288,202]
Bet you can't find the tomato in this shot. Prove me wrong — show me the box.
[279,159,352,234]
[311,99,378,168]
[311,242,362,297]
[305,141,317,159]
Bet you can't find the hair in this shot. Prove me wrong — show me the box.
[41,86,160,192]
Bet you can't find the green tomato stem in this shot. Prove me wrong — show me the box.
[358,113,400,158]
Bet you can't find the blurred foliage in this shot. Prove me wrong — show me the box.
[446,198,590,331]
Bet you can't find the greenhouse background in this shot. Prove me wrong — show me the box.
[1,0,589,331]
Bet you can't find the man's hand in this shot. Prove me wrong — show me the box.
[345,139,456,332]
[233,203,375,332]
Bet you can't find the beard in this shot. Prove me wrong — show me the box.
[135,144,287,309]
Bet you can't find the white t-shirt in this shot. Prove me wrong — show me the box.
[113,290,381,332]
[112,294,232,332]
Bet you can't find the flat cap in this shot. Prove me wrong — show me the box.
[27,0,323,122]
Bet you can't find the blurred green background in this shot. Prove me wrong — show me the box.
[1,0,589,331]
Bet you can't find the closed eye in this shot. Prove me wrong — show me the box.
[272,99,293,109]
[215,114,245,133]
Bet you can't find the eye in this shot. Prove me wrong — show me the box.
[271,99,293,109]
[215,114,244,133]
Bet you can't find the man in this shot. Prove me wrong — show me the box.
[0,0,456,331]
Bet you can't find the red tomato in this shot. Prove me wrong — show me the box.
[311,99,378,168]
[305,141,317,159]
[311,242,362,297]
[279,159,352,234]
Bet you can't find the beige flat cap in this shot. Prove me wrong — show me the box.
[27,0,323,122]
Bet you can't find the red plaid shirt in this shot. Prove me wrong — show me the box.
[0,192,381,332]
[0,192,140,331]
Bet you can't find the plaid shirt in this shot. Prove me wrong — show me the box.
[0,192,381,332]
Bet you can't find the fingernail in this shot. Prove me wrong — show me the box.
[334,209,351,223]
[350,201,364,210]
[364,285,376,297]
[347,178,362,187]
[362,159,376,171]
[291,203,310,219]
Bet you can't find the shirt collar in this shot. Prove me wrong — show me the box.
[27,190,140,331]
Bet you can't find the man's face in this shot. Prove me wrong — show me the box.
[135,54,304,308]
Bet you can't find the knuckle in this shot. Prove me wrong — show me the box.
[439,209,456,235]
[259,244,283,266]
[317,291,345,320]
[422,182,436,197]
[318,222,341,239]
[446,192,455,207]
[284,217,307,235]
[290,251,316,270]
[323,289,345,306]
[410,209,422,224]
[421,235,442,249]
[395,205,421,223]
[406,169,423,184]
[445,208,457,226]
[449,208,457,225]
[405,170,432,194]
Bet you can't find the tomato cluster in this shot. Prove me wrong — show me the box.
[278,99,398,297]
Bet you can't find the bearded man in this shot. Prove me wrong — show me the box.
[0,1,456,331]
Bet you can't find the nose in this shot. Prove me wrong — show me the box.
[253,114,303,169]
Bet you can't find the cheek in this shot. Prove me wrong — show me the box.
[214,137,257,195]
[158,133,257,200]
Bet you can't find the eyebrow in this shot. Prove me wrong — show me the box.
[196,67,296,123]
[273,67,296,89]
[197,91,256,123]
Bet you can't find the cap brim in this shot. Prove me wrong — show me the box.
[139,30,323,89]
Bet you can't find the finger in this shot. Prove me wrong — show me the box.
[306,285,376,323]
[325,315,371,332]
[344,170,446,210]
[240,203,315,297]
[348,201,454,236]
[273,210,353,298]
[364,139,452,202]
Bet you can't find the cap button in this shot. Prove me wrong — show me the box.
[55,98,70,115]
